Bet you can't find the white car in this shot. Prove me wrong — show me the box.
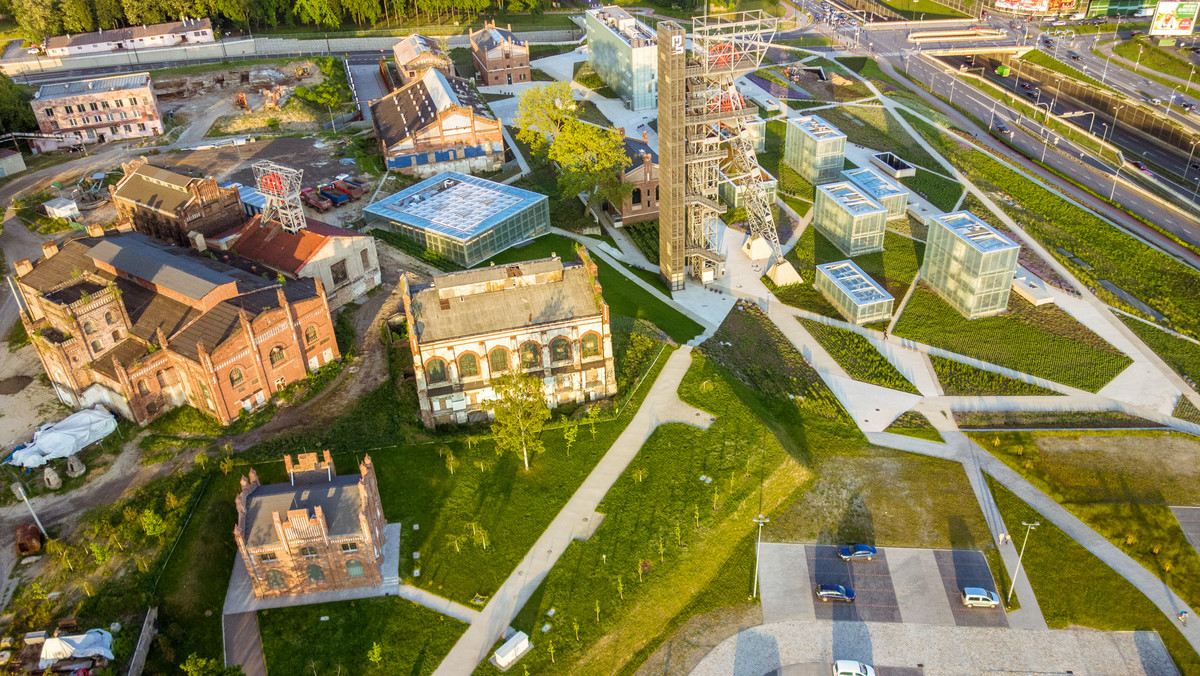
[833,660,876,676]
[961,587,1001,608]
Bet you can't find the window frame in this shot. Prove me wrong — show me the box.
[489,347,510,373]
[426,357,448,383]
[230,368,244,388]
[458,353,480,378]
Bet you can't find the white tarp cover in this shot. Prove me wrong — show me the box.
[9,406,116,468]
[37,629,114,669]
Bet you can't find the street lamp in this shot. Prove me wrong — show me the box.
[1105,105,1124,144]
[1134,44,1144,73]
[1008,521,1040,604]
[1111,165,1122,199]
[10,484,47,538]
[1102,50,1114,85]
[751,513,770,598]
[1187,138,1199,179]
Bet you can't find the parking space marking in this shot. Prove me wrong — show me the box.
[807,545,902,623]
[886,548,955,627]
[933,549,1008,628]
[760,542,816,623]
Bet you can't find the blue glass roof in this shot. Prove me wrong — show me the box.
[933,211,1019,253]
[817,260,892,305]
[364,172,547,243]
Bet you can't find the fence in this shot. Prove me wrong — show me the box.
[125,607,158,676]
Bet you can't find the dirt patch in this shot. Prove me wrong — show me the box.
[635,604,762,676]
[1034,432,1200,505]
[153,60,322,104]
[0,375,32,395]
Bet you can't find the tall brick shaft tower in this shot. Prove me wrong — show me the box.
[656,13,800,290]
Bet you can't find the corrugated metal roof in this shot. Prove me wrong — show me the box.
[43,18,211,51]
[34,73,151,101]
[88,238,234,301]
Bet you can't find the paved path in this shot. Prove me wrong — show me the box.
[223,612,267,676]
[1172,507,1200,557]
[431,347,713,675]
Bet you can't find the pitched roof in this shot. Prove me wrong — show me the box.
[369,69,493,149]
[622,137,657,167]
[88,237,235,301]
[216,215,366,275]
[242,473,364,547]
[33,73,151,101]
[471,25,524,53]
[111,163,200,215]
[393,34,452,69]
[91,338,152,381]
[43,18,211,51]
[169,278,321,361]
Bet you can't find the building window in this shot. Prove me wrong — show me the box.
[426,358,448,383]
[269,346,285,366]
[260,553,277,562]
[632,188,642,204]
[655,186,659,201]
[123,125,132,133]
[551,337,571,363]
[100,101,109,109]
[306,564,325,582]
[520,342,541,369]
[84,321,95,334]
[90,340,102,352]
[330,259,349,286]
[300,546,317,558]
[86,129,95,139]
[137,123,146,131]
[340,543,358,553]
[128,97,137,106]
[111,330,120,342]
[230,368,244,388]
[114,99,123,108]
[105,311,115,325]
[346,559,364,578]
[360,248,370,270]
[110,126,119,135]
[582,333,601,358]
[89,102,98,111]
[265,569,284,588]
[156,370,167,388]
[43,108,53,117]
[64,105,73,114]
[305,326,318,344]
[489,347,509,373]
[137,380,150,395]
[459,353,479,378]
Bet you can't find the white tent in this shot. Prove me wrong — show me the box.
[9,406,117,469]
[37,629,114,669]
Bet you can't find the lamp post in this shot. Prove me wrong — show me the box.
[1187,138,1199,179]
[1008,520,1040,604]
[10,484,47,538]
[1111,165,1122,199]
[751,513,770,598]
[1102,50,1114,84]
[1134,44,1143,73]
[1105,105,1124,144]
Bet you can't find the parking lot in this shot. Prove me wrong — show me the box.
[760,544,1007,628]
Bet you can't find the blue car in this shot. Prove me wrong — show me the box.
[838,544,877,561]
[815,584,856,602]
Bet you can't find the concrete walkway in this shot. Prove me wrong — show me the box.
[431,347,713,675]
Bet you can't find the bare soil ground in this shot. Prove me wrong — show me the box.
[1033,432,1200,505]
[0,343,68,449]
[636,604,763,676]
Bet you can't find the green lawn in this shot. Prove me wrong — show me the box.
[929,355,1062,396]
[987,476,1200,673]
[955,410,1161,429]
[776,36,836,48]
[799,318,919,393]
[530,43,579,60]
[815,105,944,173]
[573,61,619,99]
[901,168,963,212]
[836,57,907,91]
[1119,315,1200,385]
[624,220,659,263]
[867,0,969,19]
[882,410,945,443]
[1113,37,1198,87]
[893,286,1133,392]
[1019,50,1112,91]
[258,596,466,675]
[1175,396,1200,424]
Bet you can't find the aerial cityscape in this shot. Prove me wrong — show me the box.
[0,0,1198,673]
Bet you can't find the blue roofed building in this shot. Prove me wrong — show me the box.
[364,172,549,267]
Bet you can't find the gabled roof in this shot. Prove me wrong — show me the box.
[622,137,657,167]
[369,69,494,149]
[393,34,452,69]
[88,237,235,302]
[471,25,525,53]
[170,278,321,361]
[214,215,366,275]
[111,163,200,216]
[43,18,211,51]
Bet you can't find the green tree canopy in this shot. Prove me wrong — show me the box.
[548,118,633,213]
[487,371,551,470]
[181,654,245,676]
[0,73,37,136]
[515,81,578,158]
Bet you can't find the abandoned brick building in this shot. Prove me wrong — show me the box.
[392,34,456,84]
[233,451,386,599]
[30,73,162,152]
[469,22,531,86]
[12,227,341,426]
[400,250,617,427]
[608,131,659,225]
[110,158,246,247]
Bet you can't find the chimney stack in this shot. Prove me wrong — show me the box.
[190,231,207,253]
[85,223,104,237]
[14,259,33,277]
[41,241,59,260]
[618,127,625,137]
[642,130,648,143]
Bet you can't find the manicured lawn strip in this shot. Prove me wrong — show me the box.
[618,260,672,298]
[900,110,1200,339]
[1113,37,1198,87]
[987,477,1200,673]
[482,234,703,344]
[1069,21,1150,34]
[809,58,875,101]
[815,105,943,172]
[837,56,906,91]
[954,410,1162,429]
[1019,50,1112,91]
[1118,315,1200,385]
[777,36,836,48]
[900,167,963,212]
[983,548,1020,611]
[882,410,944,443]
[573,61,619,99]
[798,318,919,393]
[259,596,466,675]
[929,355,1062,396]
[866,0,968,19]
[893,286,1132,392]
[624,220,660,262]
[1175,396,1200,425]
[530,43,579,60]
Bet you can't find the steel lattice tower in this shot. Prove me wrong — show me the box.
[253,160,307,234]
[657,13,800,290]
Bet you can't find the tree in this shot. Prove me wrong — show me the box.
[60,0,94,33]
[181,654,245,676]
[93,0,124,28]
[141,508,167,540]
[514,81,577,158]
[293,0,344,28]
[12,0,60,44]
[549,119,633,215]
[0,74,36,137]
[367,642,383,667]
[562,420,578,457]
[486,371,550,470]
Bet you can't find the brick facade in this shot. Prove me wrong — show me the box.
[470,22,531,86]
[30,73,162,152]
[111,159,246,247]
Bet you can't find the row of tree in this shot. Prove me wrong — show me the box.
[2,0,546,42]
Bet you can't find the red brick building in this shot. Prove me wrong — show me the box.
[608,131,659,226]
[233,451,386,599]
[470,22,531,86]
[12,227,340,426]
[110,158,246,247]
[30,73,162,152]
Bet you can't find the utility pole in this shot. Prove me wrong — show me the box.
[751,513,770,598]
[1008,521,1040,603]
[11,484,47,538]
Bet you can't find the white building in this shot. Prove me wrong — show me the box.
[43,18,214,57]
[815,260,894,325]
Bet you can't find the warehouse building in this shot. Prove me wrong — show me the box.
[110,158,245,247]
[815,260,894,325]
[585,6,658,111]
[364,172,548,267]
[393,34,456,84]
[42,18,213,57]
[921,211,1020,319]
[842,167,908,220]
[813,182,887,256]
[784,115,846,184]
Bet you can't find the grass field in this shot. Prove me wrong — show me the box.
[624,220,660,263]
[882,410,944,443]
[893,286,1133,392]
[799,319,919,393]
[815,105,944,173]
[1113,37,1198,87]
[987,476,1200,673]
[1019,50,1113,91]
[867,0,969,19]
[955,410,1161,429]
[929,355,1062,396]
[1119,316,1200,385]
[259,597,466,675]
[1175,396,1200,424]
[837,57,907,91]
[901,168,964,212]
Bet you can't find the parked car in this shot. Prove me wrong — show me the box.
[1024,90,1039,100]
[961,587,1001,608]
[833,661,876,676]
[1070,53,1083,61]
[815,584,856,602]
[838,544,877,561]
[1181,102,1195,112]
[1020,81,1034,89]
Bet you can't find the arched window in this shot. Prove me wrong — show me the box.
[306,564,325,583]
[84,321,95,335]
[459,353,479,378]
[489,347,509,373]
[550,337,571,363]
[632,188,642,204]
[520,342,541,369]
[104,311,115,325]
[426,358,448,383]
[269,346,285,366]
[90,340,102,352]
[305,326,318,344]
[111,330,121,342]
[156,370,167,388]
[137,380,150,395]
[265,569,284,588]
[346,559,364,578]
[581,333,601,358]
[230,368,244,388]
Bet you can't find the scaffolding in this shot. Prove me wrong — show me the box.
[656,12,799,290]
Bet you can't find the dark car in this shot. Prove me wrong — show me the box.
[1070,53,1083,61]
[839,544,878,561]
[1132,161,1147,170]
[816,584,856,602]
[1020,81,1034,89]
[996,122,1012,135]
[1191,162,1200,170]
[1024,90,1038,100]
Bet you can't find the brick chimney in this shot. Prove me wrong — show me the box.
[14,258,33,277]
[190,231,207,253]
[41,241,58,259]
[618,127,625,137]
[85,223,104,237]
[642,130,648,143]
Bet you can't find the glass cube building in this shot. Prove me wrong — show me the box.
[815,260,894,325]
[842,167,909,220]
[718,165,778,211]
[921,211,1020,319]
[363,171,549,267]
[585,7,658,111]
[784,115,846,184]
[813,182,888,256]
